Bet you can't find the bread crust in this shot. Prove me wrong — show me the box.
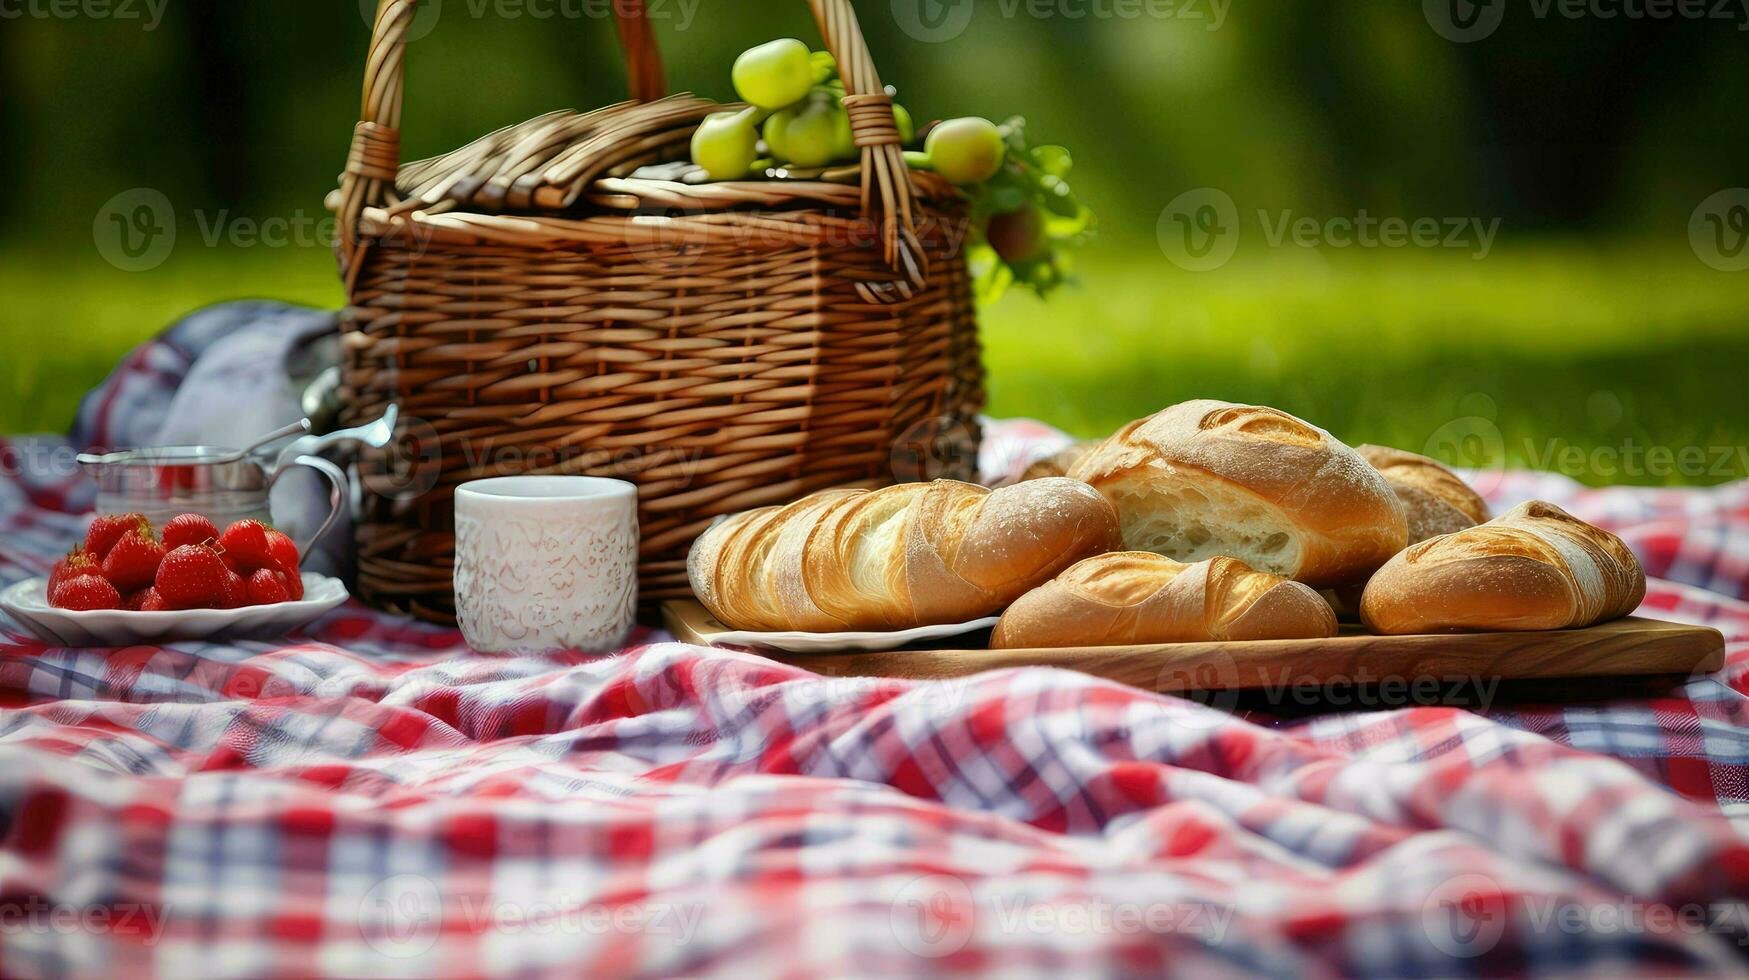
[991,551,1337,648]
[1360,500,1646,634]
[688,478,1121,631]
[772,489,863,631]
[1068,400,1406,587]
[1357,444,1489,543]
[1020,441,1099,482]
[804,484,926,628]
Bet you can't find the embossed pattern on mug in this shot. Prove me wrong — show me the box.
[453,510,638,653]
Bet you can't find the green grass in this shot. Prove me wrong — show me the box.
[6,239,1746,486]
[2,247,343,435]
[984,241,1749,486]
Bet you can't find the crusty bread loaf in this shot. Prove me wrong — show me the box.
[1361,500,1646,634]
[1317,445,1490,621]
[1357,444,1489,543]
[992,551,1338,648]
[1067,400,1407,588]
[687,479,1122,632]
[1020,441,1099,481]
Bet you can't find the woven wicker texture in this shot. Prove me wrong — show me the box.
[394,98,719,216]
[335,0,983,622]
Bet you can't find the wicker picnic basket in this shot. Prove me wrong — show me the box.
[333,0,984,622]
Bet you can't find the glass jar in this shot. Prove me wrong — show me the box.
[76,446,345,553]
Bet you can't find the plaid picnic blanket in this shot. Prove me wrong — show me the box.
[1,311,1747,976]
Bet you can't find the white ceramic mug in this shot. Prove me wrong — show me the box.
[453,476,639,654]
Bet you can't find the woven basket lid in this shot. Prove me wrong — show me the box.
[389,95,957,220]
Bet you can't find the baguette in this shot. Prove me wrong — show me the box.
[1357,444,1489,543]
[1068,400,1407,587]
[991,552,1338,648]
[1360,500,1646,634]
[687,478,1121,632]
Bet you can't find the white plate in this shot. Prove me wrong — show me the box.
[703,616,1000,654]
[0,573,349,646]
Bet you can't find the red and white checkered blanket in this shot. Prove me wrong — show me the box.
[2,315,1747,976]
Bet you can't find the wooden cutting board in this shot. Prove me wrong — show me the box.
[661,600,1725,694]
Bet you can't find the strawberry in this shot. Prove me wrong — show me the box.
[266,528,300,573]
[122,588,148,611]
[218,566,248,609]
[48,548,101,597]
[155,544,228,609]
[85,513,148,559]
[162,513,219,551]
[246,568,290,605]
[218,520,272,571]
[52,575,121,611]
[137,588,169,612]
[102,526,167,592]
[258,528,304,599]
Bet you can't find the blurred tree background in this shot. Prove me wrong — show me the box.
[3,0,1746,483]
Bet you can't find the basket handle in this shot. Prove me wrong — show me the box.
[337,0,927,298]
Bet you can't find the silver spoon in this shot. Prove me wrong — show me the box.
[272,404,399,470]
[211,418,313,465]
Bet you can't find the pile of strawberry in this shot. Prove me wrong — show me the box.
[48,513,303,611]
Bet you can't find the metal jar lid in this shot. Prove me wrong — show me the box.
[75,446,272,495]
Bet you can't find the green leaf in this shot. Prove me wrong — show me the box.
[968,243,1013,304]
[987,185,1028,213]
[1039,175,1080,218]
[1032,145,1072,177]
[1044,206,1094,239]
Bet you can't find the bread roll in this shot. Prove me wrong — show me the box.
[1357,444,1489,543]
[1020,441,1099,481]
[992,552,1337,648]
[1361,500,1646,634]
[1068,400,1406,587]
[687,479,1121,632]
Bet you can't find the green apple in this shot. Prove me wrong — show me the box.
[732,39,814,110]
[769,93,854,168]
[893,104,916,145]
[810,50,838,85]
[691,110,760,180]
[762,113,790,161]
[925,116,1006,185]
[830,97,856,161]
